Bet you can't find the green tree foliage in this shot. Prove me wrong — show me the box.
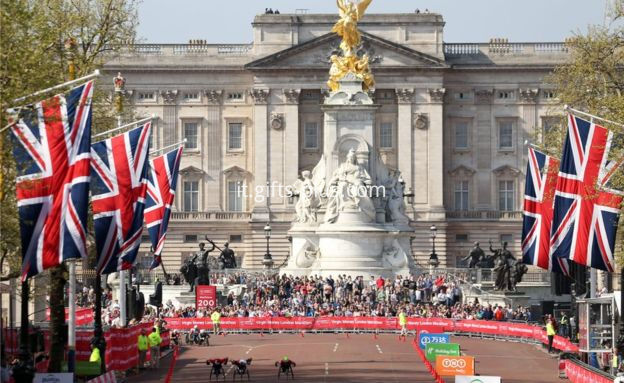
[1,0,139,372]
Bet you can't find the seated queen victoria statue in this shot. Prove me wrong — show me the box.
[324,148,376,223]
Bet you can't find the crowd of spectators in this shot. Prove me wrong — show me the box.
[157,272,533,323]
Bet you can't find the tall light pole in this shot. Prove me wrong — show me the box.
[262,223,274,269]
[428,224,439,274]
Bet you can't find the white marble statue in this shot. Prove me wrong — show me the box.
[386,170,410,224]
[325,148,376,223]
[294,170,320,223]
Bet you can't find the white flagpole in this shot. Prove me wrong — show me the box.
[149,139,187,156]
[0,70,101,134]
[564,105,624,128]
[68,259,77,371]
[92,115,154,140]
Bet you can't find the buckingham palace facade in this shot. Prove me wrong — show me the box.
[102,12,570,272]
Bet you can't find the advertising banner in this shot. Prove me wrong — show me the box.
[425,342,460,362]
[435,355,475,376]
[196,285,217,310]
[418,332,450,350]
[455,376,501,383]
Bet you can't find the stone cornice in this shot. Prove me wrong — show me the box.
[160,89,178,104]
[428,88,446,103]
[203,89,223,104]
[396,88,415,104]
[519,88,539,103]
[283,89,300,104]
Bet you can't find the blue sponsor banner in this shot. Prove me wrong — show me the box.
[419,332,450,350]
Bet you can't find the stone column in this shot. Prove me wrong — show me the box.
[427,88,445,219]
[160,90,178,147]
[519,88,539,208]
[282,89,300,194]
[396,88,414,200]
[474,89,494,210]
[204,89,223,210]
[250,88,270,217]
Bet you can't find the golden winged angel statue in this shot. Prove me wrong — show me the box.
[328,0,375,92]
[332,0,372,56]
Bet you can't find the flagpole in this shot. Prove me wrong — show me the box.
[564,105,624,129]
[92,115,154,140]
[114,72,128,328]
[0,70,101,135]
[149,139,187,156]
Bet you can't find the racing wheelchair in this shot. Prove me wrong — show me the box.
[231,358,252,381]
[207,357,228,381]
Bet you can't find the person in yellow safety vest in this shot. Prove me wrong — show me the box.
[398,309,408,341]
[148,327,162,369]
[89,343,101,364]
[211,309,221,335]
[138,328,149,370]
[546,315,556,354]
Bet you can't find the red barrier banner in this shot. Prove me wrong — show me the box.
[196,285,217,310]
[45,307,94,326]
[564,360,612,383]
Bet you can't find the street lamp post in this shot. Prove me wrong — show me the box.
[262,223,274,269]
[428,224,440,274]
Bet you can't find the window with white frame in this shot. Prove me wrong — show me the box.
[227,92,243,102]
[183,180,199,212]
[454,121,469,149]
[454,180,469,210]
[498,180,515,211]
[183,92,200,101]
[227,181,243,211]
[138,92,155,101]
[497,91,514,100]
[380,122,393,149]
[304,122,318,149]
[498,120,513,149]
[184,122,198,150]
[228,123,243,150]
[454,91,472,101]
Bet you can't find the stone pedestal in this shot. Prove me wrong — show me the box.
[463,291,530,309]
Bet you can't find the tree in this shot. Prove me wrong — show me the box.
[1,0,139,373]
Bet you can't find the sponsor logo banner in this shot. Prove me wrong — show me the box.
[455,375,501,383]
[418,332,450,350]
[436,356,475,376]
[425,342,460,362]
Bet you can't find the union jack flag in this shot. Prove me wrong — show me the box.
[550,115,623,272]
[521,147,569,275]
[144,146,183,269]
[8,81,93,281]
[90,123,151,274]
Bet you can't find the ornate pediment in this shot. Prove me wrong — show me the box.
[179,165,204,176]
[245,31,448,70]
[222,165,250,178]
[492,165,522,177]
[448,165,477,178]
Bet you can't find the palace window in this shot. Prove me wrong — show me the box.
[498,120,514,149]
[227,181,243,212]
[542,90,557,99]
[227,92,244,102]
[456,234,469,242]
[184,234,198,243]
[229,234,243,243]
[183,92,200,101]
[183,181,199,212]
[380,122,393,149]
[228,123,243,150]
[454,91,472,101]
[497,91,515,100]
[184,122,198,150]
[138,92,155,101]
[500,234,513,243]
[454,121,469,149]
[304,122,318,149]
[454,180,469,210]
[498,180,515,211]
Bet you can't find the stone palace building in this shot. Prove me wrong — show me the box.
[102,11,570,272]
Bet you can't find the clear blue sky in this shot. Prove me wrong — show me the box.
[137,0,609,43]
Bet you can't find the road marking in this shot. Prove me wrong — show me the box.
[226,364,234,375]
[333,343,339,352]
[376,344,383,354]
[245,347,252,354]
[325,362,329,375]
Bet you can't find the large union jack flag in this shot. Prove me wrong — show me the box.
[144,146,183,269]
[550,115,623,272]
[521,147,569,275]
[90,123,151,274]
[8,81,93,281]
